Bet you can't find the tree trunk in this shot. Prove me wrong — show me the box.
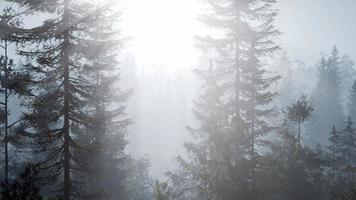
[63,0,71,199]
[298,119,301,147]
[4,39,8,184]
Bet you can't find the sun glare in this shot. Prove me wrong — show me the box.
[122,0,204,71]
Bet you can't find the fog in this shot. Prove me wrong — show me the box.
[1,0,356,199]
[120,0,356,177]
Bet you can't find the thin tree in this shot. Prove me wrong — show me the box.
[348,80,356,121]
[328,126,339,183]
[0,6,28,184]
[287,95,313,146]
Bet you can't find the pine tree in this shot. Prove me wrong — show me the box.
[8,0,127,199]
[339,118,356,184]
[264,118,324,200]
[287,95,313,146]
[243,34,281,157]
[307,46,345,147]
[81,33,131,199]
[328,126,339,183]
[176,0,280,198]
[327,118,356,188]
[0,5,30,184]
[340,55,355,115]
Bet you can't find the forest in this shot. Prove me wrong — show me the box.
[0,0,356,199]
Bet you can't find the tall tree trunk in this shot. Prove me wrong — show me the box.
[298,119,301,147]
[251,95,255,156]
[4,39,8,184]
[63,0,71,199]
[235,40,241,120]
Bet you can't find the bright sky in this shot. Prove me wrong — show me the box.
[121,0,356,69]
[120,0,356,177]
[121,0,205,70]
[277,0,356,64]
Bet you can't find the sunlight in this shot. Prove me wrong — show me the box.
[122,0,204,71]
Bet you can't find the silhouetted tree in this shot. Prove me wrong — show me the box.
[1,163,42,200]
[7,0,127,199]
[0,5,29,184]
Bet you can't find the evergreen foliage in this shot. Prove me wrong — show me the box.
[307,47,345,147]
[0,163,42,200]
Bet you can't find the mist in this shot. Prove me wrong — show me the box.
[0,0,355,199]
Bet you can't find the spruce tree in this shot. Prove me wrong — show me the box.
[0,5,30,184]
[307,47,345,147]
[177,0,280,198]
[287,95,313,146]
[8,0,127,199]
[339,118,356,184]
[327,118,356,188]
[243,35,281,157]
[265,117,324,200]
[340,55,355,114]
[79,21,131,198]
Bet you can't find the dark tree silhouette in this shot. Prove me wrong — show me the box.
[6,0,128,199]
[1,163,42,200]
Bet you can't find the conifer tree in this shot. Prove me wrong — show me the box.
[327,119,356,188]
[340,55,355,114]
[1,163,43,200]
[7,0,127,199]
[265,118,324,200]
[243,35,280,157]
[0,5,30,184]
[176,0,280,198]
[339,118,356,183]
[307,47,345,147]
[328,126,339,182]
[80,24,131,198]
[287,95,313,146]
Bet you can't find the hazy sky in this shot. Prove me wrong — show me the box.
[122,0,356,69]
[277,0,356,64]
[121,0,356,177]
